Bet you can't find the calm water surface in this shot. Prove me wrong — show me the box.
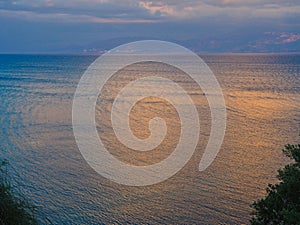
[0,54,299,224]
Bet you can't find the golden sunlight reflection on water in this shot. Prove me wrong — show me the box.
[1,54,299,224]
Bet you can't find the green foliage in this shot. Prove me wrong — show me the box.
[250,144,300,225]
[0,159,38,225]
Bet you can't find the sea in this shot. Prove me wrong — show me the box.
[0,54,299,224]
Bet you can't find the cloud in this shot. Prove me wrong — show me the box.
[137,0,300,21]
[0,0,299,24]
[0,0,160,22]
[0,9,157,24]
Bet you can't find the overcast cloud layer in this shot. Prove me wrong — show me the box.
[0,0,299,53]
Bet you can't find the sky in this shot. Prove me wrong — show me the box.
[0,0,299,53]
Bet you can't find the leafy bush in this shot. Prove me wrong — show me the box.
[251,144,300,225]
[0,159,38,225]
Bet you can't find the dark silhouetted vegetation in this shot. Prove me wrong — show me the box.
[251,144,300,225]
[0,159,37,225]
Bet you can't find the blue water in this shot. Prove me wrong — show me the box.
[0,54,299,224]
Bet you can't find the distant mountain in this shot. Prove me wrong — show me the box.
[61,32,300,54]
